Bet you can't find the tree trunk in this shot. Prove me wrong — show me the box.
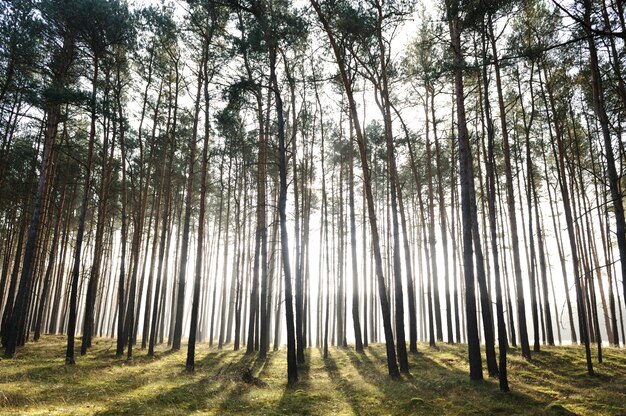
[488,19,531,360]
[310,0,399,377]
[3,31,75,358]
[269,46,298,384]
[481,29,509,390]
[66,54,98,365]
[583,0,626,320]
[187,43,209,372]
[446,4,482,380]
[33,184,66,341]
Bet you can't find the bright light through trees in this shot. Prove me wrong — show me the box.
[0,0,625,395]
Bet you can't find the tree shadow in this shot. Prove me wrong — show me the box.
[4,336,614,415]
[337,345,577,415]
[93,348,239,415]
[95,375,231,415]
[323,353,368,415]
[273,350,315,415]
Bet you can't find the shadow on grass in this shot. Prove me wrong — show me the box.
[342,345,576,416]
[93,348,238,415]
[323,353,368,415]
[272,350,314,415]
[95,377,230,415]
[5,336,619,415]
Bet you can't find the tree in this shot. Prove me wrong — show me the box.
[310,0,400,378]
[3,0,77,358]
[443,0,483,381]
[579,0,626,328]
[65,0,132,365]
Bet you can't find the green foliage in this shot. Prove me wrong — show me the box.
[0,136,37,210]
[230,0,308,52]
[67,0,135,57]
[216,84,253,163]
[507,0,562,61]
[0,0,44,96]
[404,8,446,83]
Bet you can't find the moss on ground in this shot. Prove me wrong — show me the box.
[0,335,624,415]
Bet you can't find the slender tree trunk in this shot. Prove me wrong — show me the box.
[391,105,419,353]
[481,30,509,389]
[543,63,594,375]
[268,46,298,384]
[141,84,164,350]
[66,55,98,365]
[218,161,232,349]
[187,43,209,372]
[284,61,306,363]
[488,19,531,360]
[446,5,482,380]
[583,0,626,315]
[172,59,203,352]
[33,184,66,341]
[311,0,399,377]
[148,64,178,357]
[3,32,75,358]
[423,86,443,343]
[348,109,364,353]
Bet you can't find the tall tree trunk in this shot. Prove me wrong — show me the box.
[218,161,232,349]
[391,104,418,353]
[66,54,98,365]
[270,46,298,384]
[348,109,364,353]
[187,43,209,372]
[311,0,400,378]
[481,29,509,390]
[582,0,626,317]
[542,63,594,376]
[81,76,116,354]
[423,86,443,343]
[446,3,482,380]
[148,64,178,357]
[244,18,266,356]
[488,19,531,360]
[284,61,306,363]
[172,59,203,352]
[33,184,66,341]
[430,90,453,344]
[3,32,75,358]
[141,83,164,350]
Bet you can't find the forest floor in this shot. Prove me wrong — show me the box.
[0,335,624,415]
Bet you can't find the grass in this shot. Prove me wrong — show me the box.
[0,335,624,415]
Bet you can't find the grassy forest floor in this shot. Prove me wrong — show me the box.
[0,335,625,415]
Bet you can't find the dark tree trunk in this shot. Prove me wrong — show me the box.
[311,0,400,378]
[148,63,179,357]
[66,55,98,365]
[481,29,509,390]
[488,19,531,361]
[270,46,298,384]
[583,0,626,320]
[446,5,482,380]
[348,111,364,353]
[186,43,209,372]
[542,63,594,376]
[4,32,75,358]
[33,184,67,341]
[172,57,202,352]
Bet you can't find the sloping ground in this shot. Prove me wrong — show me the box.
[0,335,624,415]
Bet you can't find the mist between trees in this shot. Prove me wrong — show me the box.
[0,0,625,391]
